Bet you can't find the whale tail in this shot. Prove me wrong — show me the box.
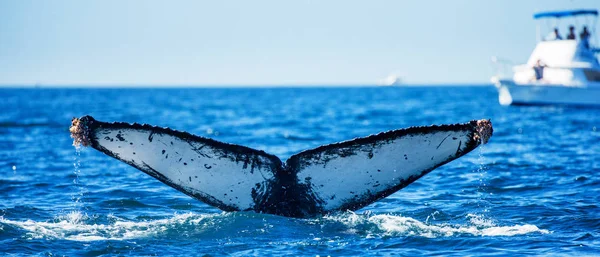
[70,116,492,218]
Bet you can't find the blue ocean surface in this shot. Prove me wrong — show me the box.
[0,86,598,256]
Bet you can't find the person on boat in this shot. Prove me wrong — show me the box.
[546,28,562,40]
[533,60,547,81]
[554,28,563,40]
[580,26,591,48]
[567,26,576,40]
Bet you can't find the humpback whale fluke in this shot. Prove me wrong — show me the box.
[70,116,492,218]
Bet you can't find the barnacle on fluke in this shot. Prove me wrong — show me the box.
[69,115,492,218]
[473,119,493,144]
[70,117,93,147]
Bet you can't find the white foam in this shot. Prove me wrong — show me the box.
[0,212,214,241]
[466,213,495,227]
[0,211,550,242]
[322,212,550,238]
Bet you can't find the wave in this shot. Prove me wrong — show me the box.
[0,211,549,242]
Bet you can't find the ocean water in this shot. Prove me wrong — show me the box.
[0,86,598,256]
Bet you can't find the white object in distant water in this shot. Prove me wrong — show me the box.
[491,9,600,107]
[379,74,403,86]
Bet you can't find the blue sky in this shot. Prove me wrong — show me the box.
[1,0,599,86]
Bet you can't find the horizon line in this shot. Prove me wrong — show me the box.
[0,82,492,88]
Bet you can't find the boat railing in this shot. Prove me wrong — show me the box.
[513,62,593,72]
[491,56,516,79]
[533,9,598,49]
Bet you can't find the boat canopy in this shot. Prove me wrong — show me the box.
[533,9,598,19]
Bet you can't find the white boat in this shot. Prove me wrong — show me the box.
[491,9,600,107]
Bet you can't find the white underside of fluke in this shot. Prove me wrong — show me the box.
[295,130,473,211]
[93,127,276,211]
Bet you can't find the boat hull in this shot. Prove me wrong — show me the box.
[494,80,600,107]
